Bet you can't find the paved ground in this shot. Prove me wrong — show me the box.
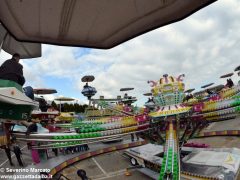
[188,118,240,148]
[0,141,33,171]
[57,150,150,180]
[202,118,240,132]
[188,136,240,148]
[0,140,63,176]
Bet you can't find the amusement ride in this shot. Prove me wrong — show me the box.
[0,0,240,179]
[1,69,240,179]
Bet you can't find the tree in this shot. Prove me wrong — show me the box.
[74,103,80,112]
[51,101,58,110]
[82,104,88,111]
[69,104,74,112]
[63,103,69,112]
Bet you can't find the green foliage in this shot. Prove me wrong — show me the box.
[55,102,88,113]
[51,101,58,109]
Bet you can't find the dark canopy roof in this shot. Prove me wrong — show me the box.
[0,0,217,49]
[201,83,214,89]
[81,75,95,82]
[120,88,134,91]
[143,93,153,96]
[54,97,75,101]
[33,88,57,95]
[220,73,234,78]
[184,88,195,93]
[234,65,240,72]
[194,84,224,96]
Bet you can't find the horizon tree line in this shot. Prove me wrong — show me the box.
[51,101,88,113]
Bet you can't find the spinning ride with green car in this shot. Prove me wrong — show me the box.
[148,74,190,180]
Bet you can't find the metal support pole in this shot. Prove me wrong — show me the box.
[59,100,61,113]
[180,121,191,146]
[188,122,201,139]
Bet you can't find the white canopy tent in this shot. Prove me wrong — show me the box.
[0,24,41,59]
[0,0,217,49]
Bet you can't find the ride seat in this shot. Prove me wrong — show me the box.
[0,79,23,92]
[0,79,34,100]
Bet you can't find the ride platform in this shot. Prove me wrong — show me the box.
[13,139,146,179]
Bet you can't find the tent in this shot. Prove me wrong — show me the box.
[0,24,41,59]
[0,0,217,49]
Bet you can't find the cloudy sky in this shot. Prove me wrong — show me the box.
[0,0,239,106]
